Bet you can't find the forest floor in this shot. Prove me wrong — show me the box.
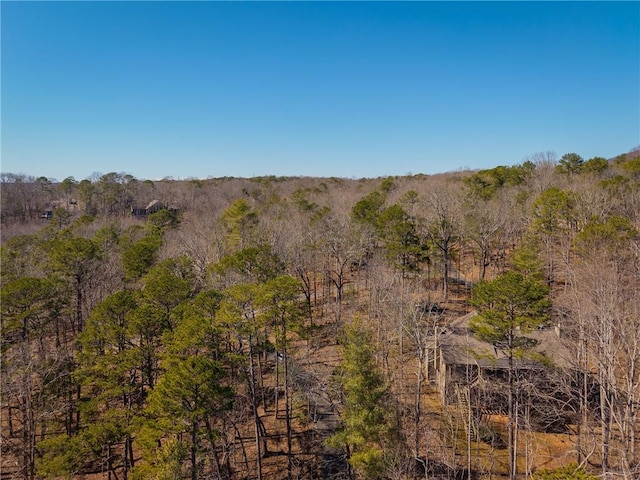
[243,283,580,480]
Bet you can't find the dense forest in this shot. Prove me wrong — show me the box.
[1,149,639,480]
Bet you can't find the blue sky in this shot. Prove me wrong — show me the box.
[2,1,639,181]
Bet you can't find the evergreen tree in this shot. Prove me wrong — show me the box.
[470,271,550,480]
[218,198,258,251]
[122,234,162,281]
[351,190,386,228]
[328,318,398,479]
[557,153,584,175]
[146,356,232,480]
[259,275,304,480]
[2,276,68,480]
[377,204,428,275]
[213,244,285,284]
[75,290,141,478]
[46,235,102,332]
[532,463,597,480]
[217,282,268,478]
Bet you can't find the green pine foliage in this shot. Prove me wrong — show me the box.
[351,190,386,227]
[470,271,550,352]
[511,235,546,281]
[531,187,577,236]
[36,434,88,479]
[1,276,59,342]
[213,244,286,283]
[218,198,258,250]
[556,153,584,175]
[122,234,163,280]
[582,156,609,174]
[328,318,399,479]
[532,463,597,480]
[377,204,428,274]
[464,162,534,199]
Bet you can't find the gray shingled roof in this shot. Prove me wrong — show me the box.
[435,311,572,370]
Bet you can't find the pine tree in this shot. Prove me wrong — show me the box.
[328,318,398,479]
[470,271,550,480]
[146,356,232,480]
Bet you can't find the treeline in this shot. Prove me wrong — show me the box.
[1,148,639,479]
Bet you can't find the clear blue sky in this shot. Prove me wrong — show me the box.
[2,1,639,181]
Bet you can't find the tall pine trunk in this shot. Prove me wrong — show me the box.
[248,337,264,479]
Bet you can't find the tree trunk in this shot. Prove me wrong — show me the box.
[123,434,131,480]
[508,329,517,480]
[205,418,225,480]
[275,350,280,417]
[76,275,83,333]
[284,348,293,480]
[443,240,450,302]
[414,345,424,456]
[248,338,264,479]
[191,420,198,480]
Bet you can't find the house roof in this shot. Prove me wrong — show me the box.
[145,199,160,210]
[435,311,573,370]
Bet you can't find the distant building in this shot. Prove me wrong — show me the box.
[131,200,178,218]
[40,198,79,219]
